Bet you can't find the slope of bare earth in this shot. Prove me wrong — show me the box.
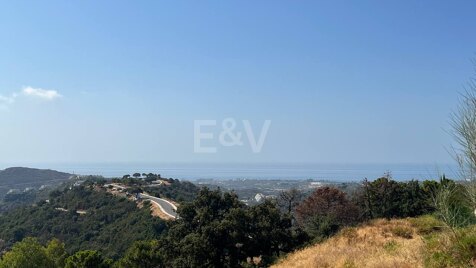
[272,218,425,268]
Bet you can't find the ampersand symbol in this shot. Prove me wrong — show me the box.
[219,118,243,146]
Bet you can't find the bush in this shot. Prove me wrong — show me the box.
[424,226,476,267]
[455,230,476,264]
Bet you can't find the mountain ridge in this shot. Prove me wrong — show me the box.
[0,167,73,186]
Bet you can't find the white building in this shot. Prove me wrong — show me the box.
[254,193,266,203]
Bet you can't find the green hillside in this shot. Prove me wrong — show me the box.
[0,184,166,259]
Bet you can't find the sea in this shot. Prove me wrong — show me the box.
[0,162,459,182]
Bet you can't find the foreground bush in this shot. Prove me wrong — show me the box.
[424,225,476,267]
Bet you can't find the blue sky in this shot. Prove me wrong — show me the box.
[0,1,475,164]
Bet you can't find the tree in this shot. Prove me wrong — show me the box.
[65,250,112,268]
[144,174,156,183]
[295,187,358,240]
[0,237,54,268]
[157,188,299,267]
[133,173,141,179]
[278,188,302,214]
[355,176,437,220]
[115,240,164,268]
[370,176,402,219]
[46,239,68,268]
[246,200,295,264]
[399,180,433,217]
[160,188,246,267]
[356,178,374,219]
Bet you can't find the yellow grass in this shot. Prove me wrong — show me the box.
[272,219,425,268]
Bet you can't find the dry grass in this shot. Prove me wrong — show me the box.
[272,219,425,268]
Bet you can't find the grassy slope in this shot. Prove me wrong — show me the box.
[273,218,427,268]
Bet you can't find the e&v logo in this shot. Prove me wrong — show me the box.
[194,118,271,153]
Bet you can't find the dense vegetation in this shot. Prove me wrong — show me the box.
[354,175,438,219]
[0,188,45,214]
[0,185,166,259]
[0,167,73,199]
[155,188,306,267]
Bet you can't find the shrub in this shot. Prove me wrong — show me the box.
[454,228,476,265]
[424,226,476,267]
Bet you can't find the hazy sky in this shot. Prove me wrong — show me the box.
[0,1,475,164]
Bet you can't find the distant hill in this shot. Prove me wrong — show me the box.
[0,167,73,199]
[0,167,73,186]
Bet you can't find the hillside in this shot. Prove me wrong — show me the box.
[273,216,476,268]
[0,167,73,199]
[273,218,428,268]
[0,167,72,186]
[0,184,166,259]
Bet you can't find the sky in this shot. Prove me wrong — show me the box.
[0,1,475,165]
